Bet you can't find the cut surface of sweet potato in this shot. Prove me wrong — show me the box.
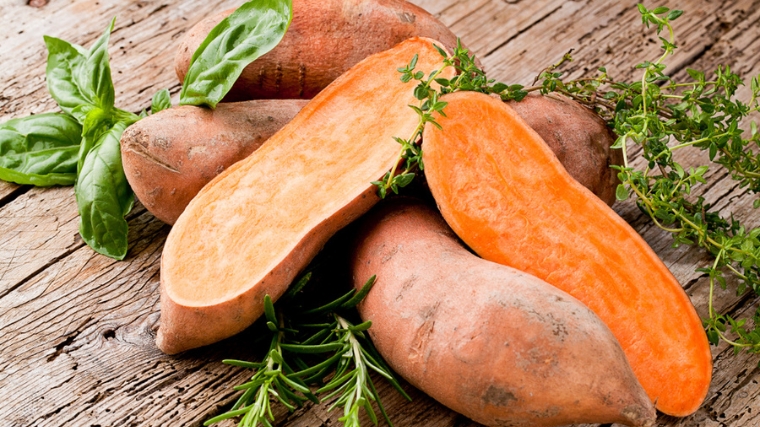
[422,91,712,417]
[157,37,453,355]
[352,199,656,427]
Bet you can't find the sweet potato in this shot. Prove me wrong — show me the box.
[120,100,307,225]
[175,0,461,100]
[422,91,712,417]
[352,199,656,427]
[156,37,454,355]
[508,93,622,206]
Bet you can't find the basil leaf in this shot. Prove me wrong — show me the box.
[44,18,116,120]
[78,18,116,111]
[0,113,82,186]
[75,121,134,260]
[44,36,89,120]
[151,89,172,113]
[179,0,293,108]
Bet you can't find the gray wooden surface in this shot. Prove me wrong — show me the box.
[1,0,759,426]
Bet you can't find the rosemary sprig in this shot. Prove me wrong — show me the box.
[380,6,760,353]
[203,295,317,427]
[206,275,408,427]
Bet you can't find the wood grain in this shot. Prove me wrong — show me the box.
[1,1,760,426]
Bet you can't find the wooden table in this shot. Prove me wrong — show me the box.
[2,1,759,426]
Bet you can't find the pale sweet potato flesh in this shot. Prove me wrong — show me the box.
[352,199,656,427]
[175,0,462,100]
[422,92,712,416]
[121,100,307,224]
[157,38,454,354]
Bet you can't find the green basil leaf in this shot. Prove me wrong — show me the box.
[0,113,82,186]
[179,0,293,108]
[44,18,116,120]
[78,18,116,111]
[151,89,172,113]
[44,36,89,120]
[75,121,134,260]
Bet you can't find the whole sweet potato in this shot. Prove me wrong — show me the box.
[120,99,307,224]
[175,0,461,100]
[508,93,622,206]
[352,199,656,427]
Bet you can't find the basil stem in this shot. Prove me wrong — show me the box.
[179,0,293,108]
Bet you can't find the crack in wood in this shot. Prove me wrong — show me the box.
[483,4,564,57]
[46,316,94,362]
[0,243,84,301]
[0,185,31,210]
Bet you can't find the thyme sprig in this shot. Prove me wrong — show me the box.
[206,275,408,427]
[380,6,760,353]
[532,5,760,352]
[373,41,528,198]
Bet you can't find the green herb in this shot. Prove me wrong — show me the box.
[383,6,760,354]
[526,6,760,353]
[204,296,318,427]
[206,275,408,427]
[0,113,82,186]
[43,18,140,259]
[151,89,172,114]
[179,0,293,108]
[75,121,135,260]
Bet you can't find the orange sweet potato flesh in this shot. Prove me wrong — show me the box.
[175,0,461,100]
[352,199,656,427]
[422,91,712,417]
[508,93,622,206]
[156,37,454,355]
[121,100,307,225]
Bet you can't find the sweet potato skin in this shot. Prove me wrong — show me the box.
[157,38,455,355]
[508,93,622,206]
[175,0,461,100]
[352,199,655,427]
[120,100,307,225]
[422,91,712,417]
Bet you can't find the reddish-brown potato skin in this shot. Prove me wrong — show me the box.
[507,93,622,206]
[352,199,656,427]
[120,100,307,224]
[175,0,461,100]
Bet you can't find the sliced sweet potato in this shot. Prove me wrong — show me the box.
[352,199,656,427]
[508,93,622,206]
[121,100,307,225]
[422,91,712,417]
[156,37,454,355]
[175,0,461,100]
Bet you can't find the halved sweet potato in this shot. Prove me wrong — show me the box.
[422,91,712,417]
[156,37,454,355]
[121,100,307,224]
[352,199,655,427]
[175,0,461,100]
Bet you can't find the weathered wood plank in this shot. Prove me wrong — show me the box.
[2,1,760,427]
